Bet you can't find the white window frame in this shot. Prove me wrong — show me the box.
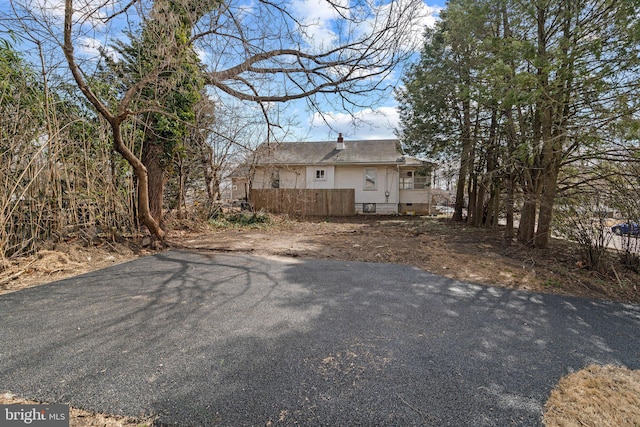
[364,168,377,191]
[315,169,326,181]
[399,177,414,190]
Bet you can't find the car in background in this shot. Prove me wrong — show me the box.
[611,222,640,236]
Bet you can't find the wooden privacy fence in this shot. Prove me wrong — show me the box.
[250,189,355,217]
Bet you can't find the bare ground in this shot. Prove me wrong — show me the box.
[174,215,639,303]
[1,215,638,426]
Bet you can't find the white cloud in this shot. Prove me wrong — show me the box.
[195,46,209,65]
[290,0,348,22]
[357,0,441,52]
[30,0,115,27]
[78,37,115,59]
[289,0,440,53]
[308,106,399,140]
[289,0,348,48]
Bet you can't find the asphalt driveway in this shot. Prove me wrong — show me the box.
[1,250,639,426]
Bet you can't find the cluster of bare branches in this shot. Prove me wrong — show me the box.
[0,44,137,263]
[1,0,426,257]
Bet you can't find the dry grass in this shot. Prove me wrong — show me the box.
[0,393,153,427]
[0,241,151,296]
[543,365,640,427]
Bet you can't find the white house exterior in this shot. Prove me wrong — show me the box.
[232,136,433,215]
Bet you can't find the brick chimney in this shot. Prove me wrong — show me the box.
[336,133,345,150]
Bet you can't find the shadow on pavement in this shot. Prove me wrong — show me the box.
[1,250,638,426]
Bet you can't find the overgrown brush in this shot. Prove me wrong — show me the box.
[209,209,271,228]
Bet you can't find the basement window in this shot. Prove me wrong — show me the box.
[363,203,376,213]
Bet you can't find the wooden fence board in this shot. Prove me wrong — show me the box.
[250,189,355,216]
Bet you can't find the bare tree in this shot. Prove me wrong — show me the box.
[24,0,429,240]
[193,0,426,119]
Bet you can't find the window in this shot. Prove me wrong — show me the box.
[364,168,377,190]
[399,177,414,190]
[414,177,430,189]
[270,170,280,188]
[363,203,376,213]
[315,169,326,181]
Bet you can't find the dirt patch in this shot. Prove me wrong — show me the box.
[544,365,640,427]
[0,393,153,427]
[0,240,152,296]
[174,215,640,303]
[1,215,639,426]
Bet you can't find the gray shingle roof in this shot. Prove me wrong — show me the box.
[255,139,407,165]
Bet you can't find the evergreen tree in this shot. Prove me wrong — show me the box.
[105,0,206,228]
[398,0,640,248]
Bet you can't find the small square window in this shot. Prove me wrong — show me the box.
[315,169,326,181]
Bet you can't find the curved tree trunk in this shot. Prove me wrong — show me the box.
[112,126,165,240]
[63,2,165,241]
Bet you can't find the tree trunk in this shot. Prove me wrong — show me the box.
[453,101,473,222]
[142,140,165,229]
[473,182,487,227]
[483,109,498,229]
[198,142,216,205]
[518,190,537,245]
[535,0,573,248]
[212,172,221,200]
[112,126,165,239]
[452,157,467,222]
[533,102,558,248]
[534,163,559,248]
[468,173,477,225]
[505,174,515,239]
[489,181,500,230]
[63,0,164,241]
[177,155,185,220]
[473,179,485,227]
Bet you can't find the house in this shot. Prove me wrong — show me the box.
[231,134,433,215]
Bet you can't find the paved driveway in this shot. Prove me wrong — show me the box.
[1,250,639,426]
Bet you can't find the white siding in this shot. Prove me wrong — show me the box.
[399,189,431,204]
[252,169,267,189]
[253,164,402,214]
[253,167,305,189]
[334,165,399,204]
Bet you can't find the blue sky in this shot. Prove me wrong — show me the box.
[285,0,444,141]
[0,0,444,142]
